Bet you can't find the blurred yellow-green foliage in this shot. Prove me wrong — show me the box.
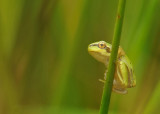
[0,0,160,114]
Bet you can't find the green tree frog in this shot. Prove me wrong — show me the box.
[88,41,136,94]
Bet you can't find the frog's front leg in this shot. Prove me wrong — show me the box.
[99,69,108,83]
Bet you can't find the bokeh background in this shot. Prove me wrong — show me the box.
[0,0,160,114]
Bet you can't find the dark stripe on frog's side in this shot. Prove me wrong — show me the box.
[117,62,124,84]
[106,47,111,53]
[126,65,133,88]
[130,69,134,87]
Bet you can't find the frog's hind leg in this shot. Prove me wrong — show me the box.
[112,88,127,94]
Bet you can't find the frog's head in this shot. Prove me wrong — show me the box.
[88,41,111,65]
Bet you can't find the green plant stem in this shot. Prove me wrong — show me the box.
[99,0,126,114]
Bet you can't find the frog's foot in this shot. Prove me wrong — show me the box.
[99,79,106,83]
[112,88,128,94]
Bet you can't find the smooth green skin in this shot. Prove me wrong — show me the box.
[88,41,136,94]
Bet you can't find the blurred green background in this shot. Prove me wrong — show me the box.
[0,0,160,114]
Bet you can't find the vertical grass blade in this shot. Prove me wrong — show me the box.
[99,0,126,113]
[143,81,160,113]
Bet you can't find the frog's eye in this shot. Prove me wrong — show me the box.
[98,42,106,49]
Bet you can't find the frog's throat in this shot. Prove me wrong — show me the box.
[89,51,109,65]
